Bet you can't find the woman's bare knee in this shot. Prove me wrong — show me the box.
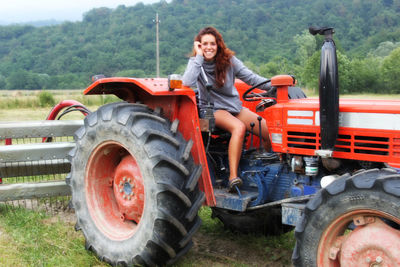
[231,122,246,139]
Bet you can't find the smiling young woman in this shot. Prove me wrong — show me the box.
[182,26,273,192]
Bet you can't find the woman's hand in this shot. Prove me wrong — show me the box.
[194,41,203,56]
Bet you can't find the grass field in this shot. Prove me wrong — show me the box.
[0,206,106,267]
[0,89,118,115]
[0,205,294,267]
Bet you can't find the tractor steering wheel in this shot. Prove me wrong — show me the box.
[242,79,274,102]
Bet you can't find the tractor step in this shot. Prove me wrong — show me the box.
[213,188,258,211]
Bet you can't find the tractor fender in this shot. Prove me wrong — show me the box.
[84,77,196,101]
[83,77,216,206]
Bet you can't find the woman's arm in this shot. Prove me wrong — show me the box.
[232,56,270,90]
[182,54,204,87]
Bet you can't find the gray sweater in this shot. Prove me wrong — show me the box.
[182,54,269,114]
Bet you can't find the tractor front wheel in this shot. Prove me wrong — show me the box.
[68,102,204,266]
[292,168,400,266]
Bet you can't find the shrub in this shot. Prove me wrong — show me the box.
[38,91,55,107]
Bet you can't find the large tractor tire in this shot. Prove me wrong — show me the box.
[68,102,204,266]
[292,168,400,267]
[212,206,293,236]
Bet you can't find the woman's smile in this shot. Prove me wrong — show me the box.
[200,34,217,61]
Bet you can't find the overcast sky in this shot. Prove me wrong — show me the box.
[0,0,161,24]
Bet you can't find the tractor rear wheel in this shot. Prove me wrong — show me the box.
[212,206,293,236]
[68,102,204,266]
[292,168,400,266]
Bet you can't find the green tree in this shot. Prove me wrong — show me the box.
[370,41,400,58]
[259,56,293,78]
[293,30,317,66]
[347,57,382,93]
[337,51,352,94]
[0,75,6,89]
[301,51,320,92]
[6,70,30,89]
[0,0,399,90]
[381,47,400,93]
[114,69,146,77]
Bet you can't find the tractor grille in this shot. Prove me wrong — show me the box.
[286,131,392,157]
[354,135,389,155]
[334,135,351,152]
[394,138,400,157]
[287,131,318,149]
[336,135,389,156]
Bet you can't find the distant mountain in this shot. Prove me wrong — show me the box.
[26,19,65,27]
[0,0,399,91]
[0,19,64,27]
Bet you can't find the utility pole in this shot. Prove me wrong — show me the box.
[155,13,160,78]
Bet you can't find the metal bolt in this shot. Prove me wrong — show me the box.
[119,189,123,193]
[119,181,123,187]
[128,196,131,200]
[128,178,131,183]
[123,177,127,182]
[366,257,371,263]
[328,247,339,260]
[130,192,134,196]
[376,256,382,263]
[123,195,127,199]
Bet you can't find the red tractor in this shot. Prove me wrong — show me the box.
[68,27,400,266]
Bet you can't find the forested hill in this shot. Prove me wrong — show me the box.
[0,0,400,91]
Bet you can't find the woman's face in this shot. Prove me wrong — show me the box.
[200,34,217,61]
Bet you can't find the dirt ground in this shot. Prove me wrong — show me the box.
[60,211,293,266]
[183,233,293,267]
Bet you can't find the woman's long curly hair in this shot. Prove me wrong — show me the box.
[193,27,235,88]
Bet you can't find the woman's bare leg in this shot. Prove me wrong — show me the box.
[236,108,271,151]
[214,109,246,180]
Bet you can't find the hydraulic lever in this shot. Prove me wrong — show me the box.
[199,66,215,132]
[249,122,255,150]
[257,116,264,152]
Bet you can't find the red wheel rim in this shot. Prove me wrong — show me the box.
[85,141,145,241]
[113,155,145,223]
[318,209,400,267]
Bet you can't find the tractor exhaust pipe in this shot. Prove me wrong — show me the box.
[309,27,339,152]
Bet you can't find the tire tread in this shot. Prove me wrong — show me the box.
[69,102,202,266]
[293,168,400,266]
